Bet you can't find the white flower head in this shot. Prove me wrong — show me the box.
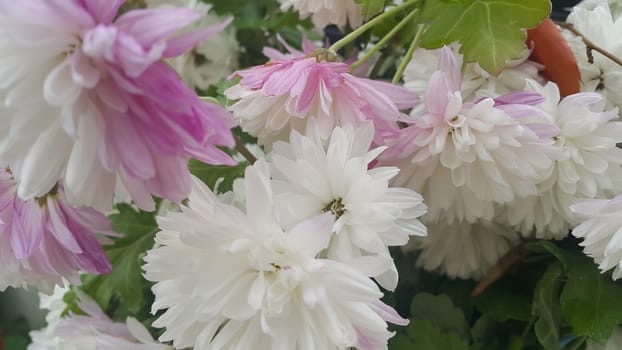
[505,80,622,239]
[566,2,622,111]
[409,220,520,280]
[270,122,427,290]
[572,194,622,279]
[143,161,407,350]
[278,0,363,28]
[29,288,168,350]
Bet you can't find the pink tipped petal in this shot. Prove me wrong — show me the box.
[115,8,200,48]
[163,17,233,58]
[84,0,126,24]
[495,91,545,106]
[359,78,419,110]
[438,46,461,92]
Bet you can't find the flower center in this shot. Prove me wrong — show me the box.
[35,184,59,208]
[308,48,342,63]
[323,198,346,218]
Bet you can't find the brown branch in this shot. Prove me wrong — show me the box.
[235,135,257,164]
[556,21,622,68]
[471,245,530,297]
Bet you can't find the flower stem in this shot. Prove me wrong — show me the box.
[328,0,419,54]
[235,135,257,164]
[392,24,425,84]
[350,9,419,71]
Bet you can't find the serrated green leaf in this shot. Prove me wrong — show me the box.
[389,320,469,349]
[410,293,470,340]
[532,261,563,350]
[560,253,622,342]
[80,204,158,320]
[418,0,551,73]
[188,159,249,194]
[355,0,386,20]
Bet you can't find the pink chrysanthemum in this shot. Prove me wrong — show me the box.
[0,170,114,292]
[379,46,557,224]
[225,53,418,146]
[0,0,236,211]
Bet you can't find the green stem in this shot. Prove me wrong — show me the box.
[392,24,425,84]
[328,0,419,54]
[351,9,419,71]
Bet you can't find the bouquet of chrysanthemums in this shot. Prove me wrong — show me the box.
[2,0,622,348]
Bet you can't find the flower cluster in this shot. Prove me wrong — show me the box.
[144,154,415,349]
[6,0,622,349]
[0,0,236,292]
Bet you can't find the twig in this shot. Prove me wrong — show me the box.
[556,21,622,67]
[235,135,257,164]
[471,245,530,297]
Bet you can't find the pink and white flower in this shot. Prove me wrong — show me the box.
[380,47,557,224]
[29,287,169,350]
[403,45,543,114]
[0,0,236,211]
[225,53,418,146]
[143,161,407,350]
[0,170,114,293]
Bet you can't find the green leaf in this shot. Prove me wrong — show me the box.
[560,253,622,342]
[532,261,563,350]
[418,0,551,73]
[355,0,386,20]
[188,159,249,194]
[80,203,158,320]
[410,292,470,340]
[473,281,532,322]
[2,334,29,350]
[390,320,470,350]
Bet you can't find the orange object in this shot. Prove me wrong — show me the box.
[527,18,581,97]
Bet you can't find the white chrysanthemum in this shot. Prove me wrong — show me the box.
[29,288,169,350]
[566,2,622,111]
[506,81,622,239]
[278,0,363,28]
[572,194,622,279]
[403,45,543,114]
[408,220,520,280]
[382,47,557,224]
[146,0,239,90]
[143,161,407,350]
[270,123,427,290]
